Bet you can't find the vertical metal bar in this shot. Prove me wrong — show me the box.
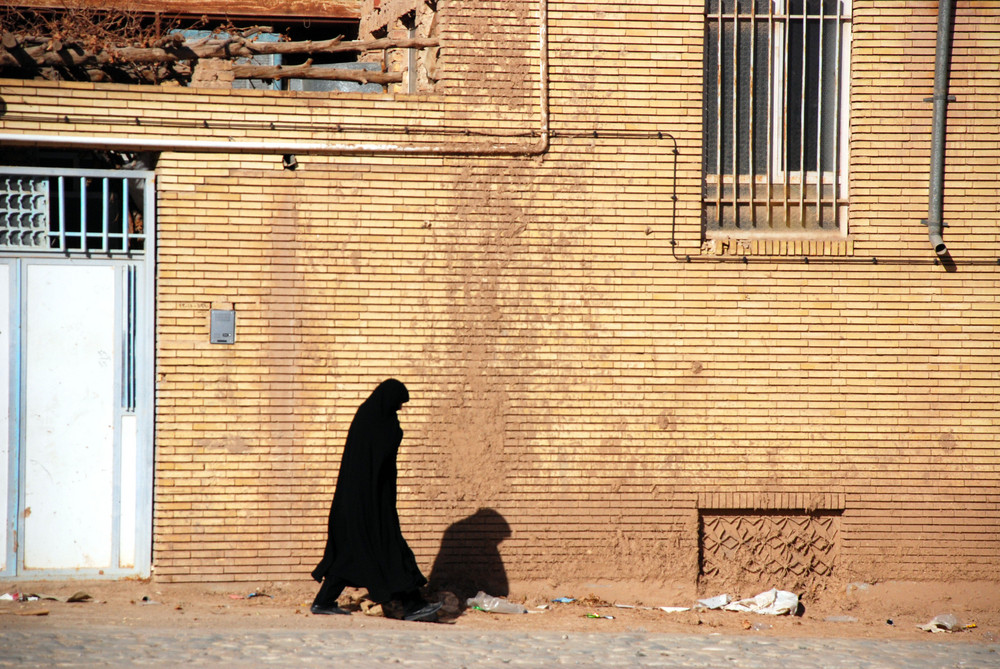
[122,178,130,254]
[833,0,844,232]
[732,0,740,228]
[767,0,774,229]
[57,177,66,252]
[816,0,826,227]
[121,266,128,410]
[716,3,724,228]
[130,267,136,410]
[79,177,88,253]
[782,1,791,227]
[798,1,807,229]
[122,265,136,412]
[749,0,758,229]
[102,177,110,254]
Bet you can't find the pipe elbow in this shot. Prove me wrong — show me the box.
[929,229,948,257]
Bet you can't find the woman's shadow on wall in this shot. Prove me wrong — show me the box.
[428,508,511,606]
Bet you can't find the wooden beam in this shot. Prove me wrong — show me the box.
[0,35,438,69]
[4,0,362,20]
[232,62,401,84]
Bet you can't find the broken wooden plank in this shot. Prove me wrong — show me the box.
[231,62,401,84]
[0,35,438,69]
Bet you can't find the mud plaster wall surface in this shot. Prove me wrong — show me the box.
[148,4,997,590]
[4,1,996,587]
[151,0,1000,587]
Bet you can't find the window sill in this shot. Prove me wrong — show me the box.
[700,234,853,257]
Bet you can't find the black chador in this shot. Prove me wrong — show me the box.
[311,379,441,622]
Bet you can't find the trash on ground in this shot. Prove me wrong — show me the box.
[466,591,527,614]
[722,589,799,616]
[743,618,772,631]
[229,592,273,600]
[586,613,614,620]
[1,593,39,602]
[696,594,731,610]
[551,597,575,604]
[917,613,962,633]
[656,589,797,616]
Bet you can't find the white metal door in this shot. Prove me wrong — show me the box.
[23,264,116,569]
[0,166,154,578]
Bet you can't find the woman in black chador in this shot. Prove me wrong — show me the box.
[311,379,441,622]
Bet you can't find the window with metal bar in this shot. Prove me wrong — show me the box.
[703,0,850,235]
[0,169,148,256]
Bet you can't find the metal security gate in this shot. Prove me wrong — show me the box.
[0,166,155,578]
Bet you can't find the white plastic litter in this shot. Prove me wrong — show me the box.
[696,594,731,610]
[466,591,527,614]
[722,589,799,616]
[659,606,692,613]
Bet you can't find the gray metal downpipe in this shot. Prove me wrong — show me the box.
[926,0,956,256]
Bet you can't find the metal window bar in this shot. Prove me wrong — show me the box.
[782,3,790,228]
[715,4,724,227]
[749,0,758,229]
[0,167,149,256]
[832,0,843,230]
[101,177,110,254]
[122,178,130,255]
[731,0,739,227]
[79,176,87,253]
[797,2,807,229]
[816,0,826,225]
[57,176,66,252]
[766,1,774,229]
[703,1,849,233]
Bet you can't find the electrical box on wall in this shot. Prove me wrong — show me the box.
[210,309,236,344]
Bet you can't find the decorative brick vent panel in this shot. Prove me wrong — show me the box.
[698,510,842,591]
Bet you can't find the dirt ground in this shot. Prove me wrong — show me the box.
[2,577,998,643]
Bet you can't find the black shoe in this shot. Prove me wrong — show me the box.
[310,604,351,616]
[402,601,443,622]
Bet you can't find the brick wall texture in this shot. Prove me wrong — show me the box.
[2,0,998,586]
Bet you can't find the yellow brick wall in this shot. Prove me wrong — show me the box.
[1,0,998,586]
